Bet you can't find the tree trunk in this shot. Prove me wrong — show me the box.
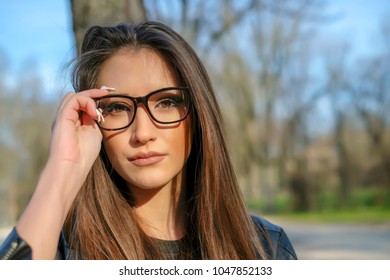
[70,0,147,53]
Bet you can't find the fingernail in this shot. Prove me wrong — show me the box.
[100,85,116,91]
[96,108,105,123]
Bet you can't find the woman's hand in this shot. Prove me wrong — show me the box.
[15,88,109,259]
[49,88,108,177]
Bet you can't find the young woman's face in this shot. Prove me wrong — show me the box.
[97,48,192,192]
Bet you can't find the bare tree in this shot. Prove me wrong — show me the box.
[353,55,390,203]
[209,0,330,211]
[145,0,258,56]
[70,0,147,52]
[0,58,56,223]
[322,43,357,207]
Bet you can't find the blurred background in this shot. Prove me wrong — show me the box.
[0,0,389,259]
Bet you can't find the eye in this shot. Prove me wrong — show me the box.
[100,102,132,115]
[155,96,183,109]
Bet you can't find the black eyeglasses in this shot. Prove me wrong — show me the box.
[94,87,191,131]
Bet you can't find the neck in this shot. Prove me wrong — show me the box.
[130,175,187,240]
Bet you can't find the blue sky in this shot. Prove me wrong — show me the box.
[318,0,389,56]
[0,0,389,99]
[0,0,74,98]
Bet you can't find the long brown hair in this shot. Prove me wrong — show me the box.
[64,21,267,259]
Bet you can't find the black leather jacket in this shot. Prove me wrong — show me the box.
[251,216,297,259]
[0,215,297,260]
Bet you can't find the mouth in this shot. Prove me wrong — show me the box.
[128,152,166,166]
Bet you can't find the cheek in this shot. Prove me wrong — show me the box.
[172,120,192,159]
[102,143,118,166]
[102,133,126,163]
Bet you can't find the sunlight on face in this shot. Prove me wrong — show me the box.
[97,48,192,195]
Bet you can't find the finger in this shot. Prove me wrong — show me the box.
[56,92,74,116]
[62,95,101,123]
[52,92,75,131]
[52,88,110,132]
[57,88,109,114]
[81,109,100,128]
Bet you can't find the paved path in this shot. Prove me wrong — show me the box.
[275,219,390,259]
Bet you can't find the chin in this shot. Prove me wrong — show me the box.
[126,176,174,190]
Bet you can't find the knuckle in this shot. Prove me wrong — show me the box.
[64,92,75,99]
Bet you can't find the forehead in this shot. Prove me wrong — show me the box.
[97,48,179,93]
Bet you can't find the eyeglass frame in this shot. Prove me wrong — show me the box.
[93,86,192,131]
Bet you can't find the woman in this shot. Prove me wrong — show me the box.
[0,21,297,260]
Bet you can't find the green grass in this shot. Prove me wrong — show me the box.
[248,186,390,223]
[262,208,390,223]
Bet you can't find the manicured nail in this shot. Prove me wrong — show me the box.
[96,108,105,123]
[100,85,116,91]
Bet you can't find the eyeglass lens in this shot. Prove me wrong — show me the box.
[96,88,190,130]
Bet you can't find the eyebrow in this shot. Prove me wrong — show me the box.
[106,86,184,97]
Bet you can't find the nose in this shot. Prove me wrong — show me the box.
[130,105,156,145]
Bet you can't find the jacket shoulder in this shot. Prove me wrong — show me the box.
[0,227,68,260]
[251,215,298,260]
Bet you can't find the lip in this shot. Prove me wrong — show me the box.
[128,151,166,166]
